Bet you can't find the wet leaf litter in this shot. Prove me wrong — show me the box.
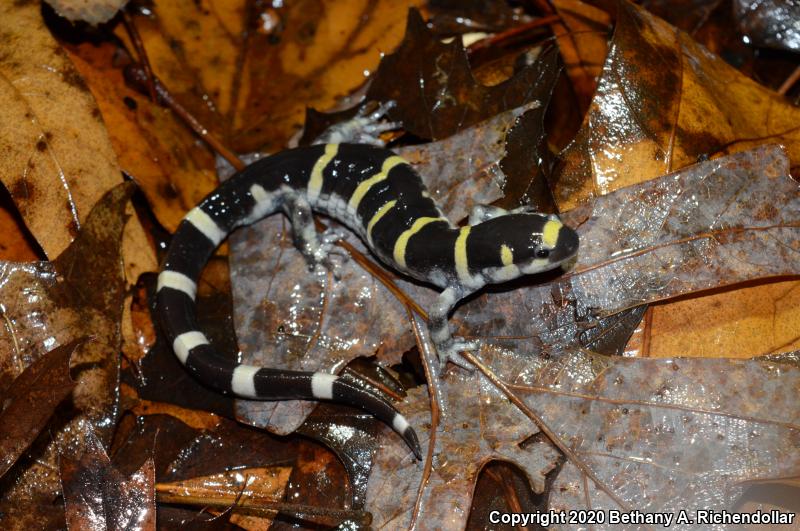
[0,1,797,530]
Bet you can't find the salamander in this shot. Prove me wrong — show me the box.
[157,143,579,458]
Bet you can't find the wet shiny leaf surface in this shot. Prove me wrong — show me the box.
[733,0,800,52]
[0,339,80,478]
[367,10,560,141]
[61,429,156,530]
[555,1,800,211]
[0,184,133,528]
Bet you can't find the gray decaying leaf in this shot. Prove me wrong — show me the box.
[365,318,561,529]
[363,146,800,527]
[228,105,534,435]
[45,0,129,25]
[457,144,800,352]
[513,349,800,521]
[367,345,799,528]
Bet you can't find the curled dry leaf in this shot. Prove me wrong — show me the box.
[0,0,155,280]
[60,428,155,531]
[229,105,537,435]
[0,184,133,527]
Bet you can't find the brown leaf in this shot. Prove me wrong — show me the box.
[0,184,133,526]
[0,0,156,281]
[555,0,800,211]
[643,279,800,358]
[65,41,219,233]
[0,339,81,479]
[295,403,381,510]
[122,0,423,153]
[551,0,612,110]
[121,383,222,431]
[367,9,559,140]
[545,2,800,363]
[156,466,291,527]
[0,194,40,262]
[61,428,156,531]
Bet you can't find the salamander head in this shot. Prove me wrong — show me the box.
[467,212,579,284]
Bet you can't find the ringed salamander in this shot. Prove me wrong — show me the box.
[157,143,579,458]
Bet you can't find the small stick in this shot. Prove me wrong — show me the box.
[778,65,800,96]
[123,65,245,171]
[122,10,158,103]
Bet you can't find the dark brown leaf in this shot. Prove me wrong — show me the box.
[0,183,133,527]
[295,403,381,510]
[61,429,155,530]
[0,339,82,478]
[367,9,560,140]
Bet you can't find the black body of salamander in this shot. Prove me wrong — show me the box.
[157,143,579,458]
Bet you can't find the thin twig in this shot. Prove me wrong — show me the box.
[408,312,442,530]
[778,65,800,96]
[123,65,245,171]
[122,10,158,103]
[156,488,370,526]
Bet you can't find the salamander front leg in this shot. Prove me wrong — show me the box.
[428,287,480,372]
[282,192,346,274]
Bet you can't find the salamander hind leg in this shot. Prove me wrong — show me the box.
[428,287,480,373]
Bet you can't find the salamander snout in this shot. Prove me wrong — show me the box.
[546,222,579,264]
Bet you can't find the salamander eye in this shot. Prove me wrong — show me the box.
[536,249,550,259]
